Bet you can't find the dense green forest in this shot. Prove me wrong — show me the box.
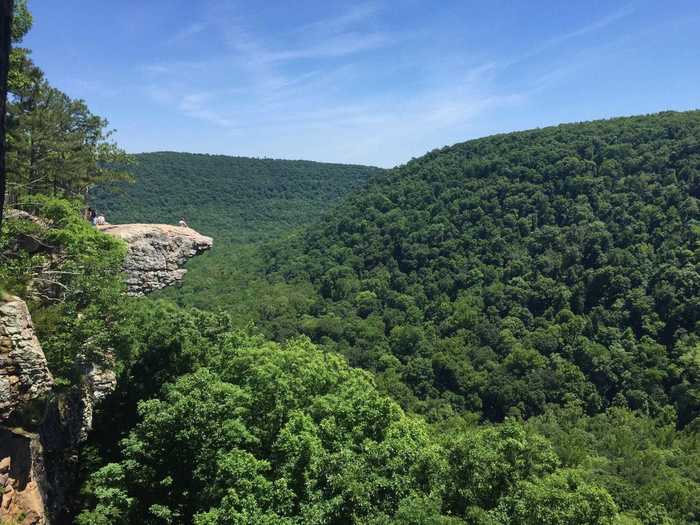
[5,201,664,524]
[83,110,700,524]
[90,152,380,314]
[252,111,700,425]
[90,152,379,244]
[2,2,700,524]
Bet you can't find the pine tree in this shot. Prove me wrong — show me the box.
[4,0,131,207]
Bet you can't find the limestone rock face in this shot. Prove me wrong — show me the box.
[29,356,118,523]
[98,224,213,295]
[0,298,54,421]
[0,298,52,523]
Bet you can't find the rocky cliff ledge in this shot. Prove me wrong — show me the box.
[0,297,53,421]
[97,224,213,295]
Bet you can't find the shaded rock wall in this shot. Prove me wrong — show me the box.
[0,298,118,524]
[0,428,48,525]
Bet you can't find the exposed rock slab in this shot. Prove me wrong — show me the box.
[30,355,117,524]
[0,297,119,524]
[97,223,213,295]
[0,298,54,421]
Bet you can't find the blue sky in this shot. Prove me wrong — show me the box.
[24,0,700,167]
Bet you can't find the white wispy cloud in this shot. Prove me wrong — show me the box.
[522,5,635,61]
[178,93,236,128]
[296,2,380,35]
[144,55,523,165]
[222,9,393,66]
[505,6,638,95]
[139,2,525,165]
[168,22,208,44]
[139,60,208,76]
[548,5,635,45]
[463,5,638,100]
[252,32,393,63]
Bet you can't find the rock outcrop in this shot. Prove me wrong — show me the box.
[0,297,54,421]
[0,299,119,524]
[0,297,53,524]
[97,224,213,295]
[69,356,117,446]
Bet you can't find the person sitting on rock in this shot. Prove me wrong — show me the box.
[178,217,188,228]
[94,214,106,226]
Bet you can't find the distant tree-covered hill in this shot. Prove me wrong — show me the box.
[90,152,381,312]
[91,152,382,244]
[212,111,700,522]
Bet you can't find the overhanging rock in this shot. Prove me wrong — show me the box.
[98,224,213,295]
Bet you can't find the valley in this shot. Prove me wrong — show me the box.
[78,110,700,524]
[1,2,699,523]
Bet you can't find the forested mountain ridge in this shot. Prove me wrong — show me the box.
[255,110,700,427]
[91,152,382,244]
[74,110,700,524]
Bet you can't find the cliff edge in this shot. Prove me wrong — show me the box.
[97,223,213,295]
[0,296,53,524]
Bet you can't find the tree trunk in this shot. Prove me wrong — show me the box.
[0,0,13,231]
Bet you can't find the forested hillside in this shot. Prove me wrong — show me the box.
[91,152,380,244]
[182,111,700,523]
[78,112,700,524]
[82,112,700,523]
[258,111,700,427]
